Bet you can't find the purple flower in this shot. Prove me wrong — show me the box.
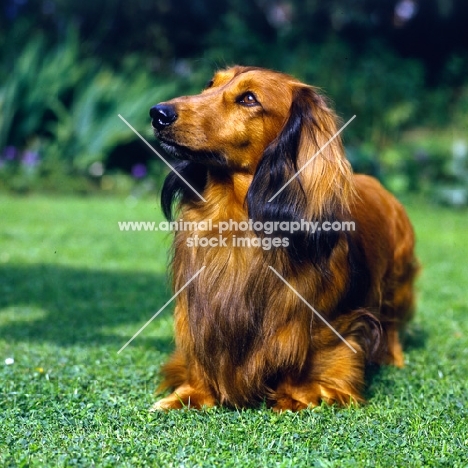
[131,163,147,179]
[3,146,18,161]
[21,150,40,167]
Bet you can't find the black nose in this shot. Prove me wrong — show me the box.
[150,104,178,130]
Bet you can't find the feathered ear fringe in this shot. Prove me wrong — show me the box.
[295,87,355,218]
[246,86,354,265]
[161,161,208,220]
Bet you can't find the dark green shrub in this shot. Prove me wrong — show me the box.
[0,26,176,194]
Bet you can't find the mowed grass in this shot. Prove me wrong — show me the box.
[0,194,467,467]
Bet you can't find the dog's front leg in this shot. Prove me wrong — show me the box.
[150,351,217,411]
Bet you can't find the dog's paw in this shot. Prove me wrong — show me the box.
[271,396,313,413]
[270,381,362,412]
[149,395,184,412]
[149,384,217,411]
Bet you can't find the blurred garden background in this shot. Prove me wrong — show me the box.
[1,0,467,202]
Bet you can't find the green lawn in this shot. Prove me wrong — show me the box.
[1,194,467,467]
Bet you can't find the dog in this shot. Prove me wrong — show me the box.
[149,66,418,411]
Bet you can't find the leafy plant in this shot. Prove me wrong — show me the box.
[45,57,175,171]
[0,25,176,193]
[0,25,84,152]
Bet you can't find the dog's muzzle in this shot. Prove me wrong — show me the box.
[150,104,178,131]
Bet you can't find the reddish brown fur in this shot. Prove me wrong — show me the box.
[149,66,418,411]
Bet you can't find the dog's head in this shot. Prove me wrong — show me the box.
[153,66,355,260]
[151,66,297,171]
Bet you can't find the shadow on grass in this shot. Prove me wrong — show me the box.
[402,322,428,351]
[0,263,174,352]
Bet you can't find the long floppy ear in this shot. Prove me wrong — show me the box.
[161,161,208,220]
[246,86,355,264]
[293,86,355,217]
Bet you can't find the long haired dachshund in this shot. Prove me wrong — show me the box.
[149,66,418,411]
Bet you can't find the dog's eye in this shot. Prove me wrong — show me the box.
[237,92,259,106]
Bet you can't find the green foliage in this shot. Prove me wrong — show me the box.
[1,195,467,466]
[0,26,82,151]
[1,2,468,198]
[282,39,425,148]
[45,56,171,172]
[0,25,176,194]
